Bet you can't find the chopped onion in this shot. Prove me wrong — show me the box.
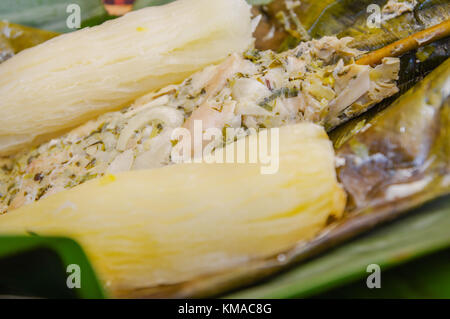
[117,107,184,151]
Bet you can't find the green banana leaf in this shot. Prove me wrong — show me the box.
[0,0,106,33]
[226,195,450,298]
[0,0,274,33]
[321,249,450,298]
[0,236,105,298]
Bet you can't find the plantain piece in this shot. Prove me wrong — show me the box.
[0,123,346,298]
[0,0,254,156]
[0,21,58,63]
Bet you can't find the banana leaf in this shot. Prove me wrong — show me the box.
[0,0,272,34]
[0,236,105,298]
[0,22,57,63]
[255,0,450,110]
[333,57,450,213]
[254,0,450,51]
[321,248,450,298]
[226,195,450,298]
[0,0,106,33]
[310,0,450,51]
[1,0,449,299]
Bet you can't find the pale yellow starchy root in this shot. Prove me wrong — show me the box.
[0,0,253,155]
[0,122,346,296]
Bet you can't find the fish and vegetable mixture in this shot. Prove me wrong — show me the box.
[0,36,399,213]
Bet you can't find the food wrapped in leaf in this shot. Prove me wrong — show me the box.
[0,123,347,297]
[0,36,399,213]
[0,0,448,299]
[231,56,450,300]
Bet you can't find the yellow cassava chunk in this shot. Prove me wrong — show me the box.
[0,123,346,296]
[0,0,253,155]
